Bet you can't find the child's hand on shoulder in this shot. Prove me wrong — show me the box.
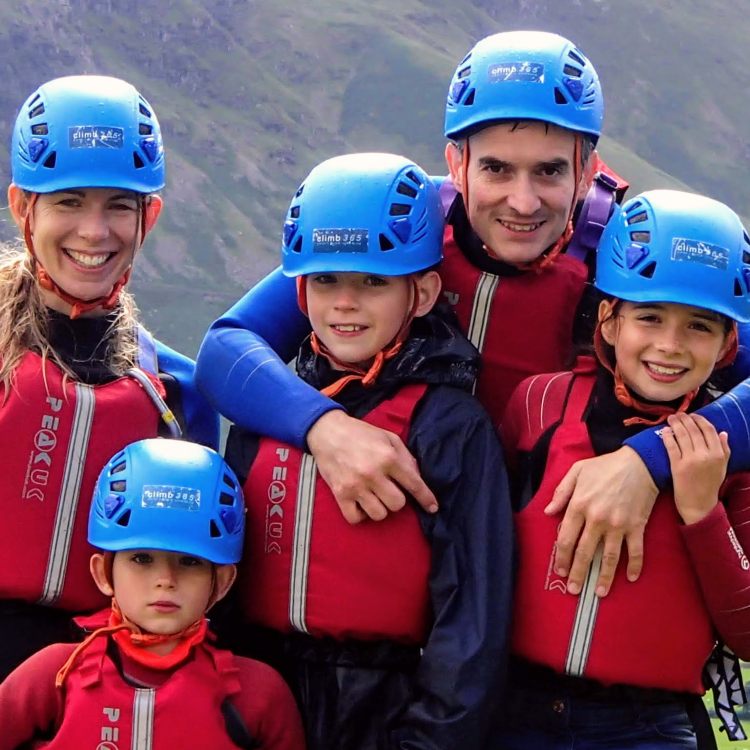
[663,413,730,525]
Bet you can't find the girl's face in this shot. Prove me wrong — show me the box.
[8,185,162,316]
[600,300,732,402]
[110,549,215,637]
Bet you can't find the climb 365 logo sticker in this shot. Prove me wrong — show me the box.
[488,61,545,83]
[69,125,124,149]
[312,228,368,253]
[671,237,729,271]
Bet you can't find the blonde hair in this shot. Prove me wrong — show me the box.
[0,243,141,393]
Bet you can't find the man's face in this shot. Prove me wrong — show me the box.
[446,121,589,264]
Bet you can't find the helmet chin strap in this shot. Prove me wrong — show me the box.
[23,193,146,320]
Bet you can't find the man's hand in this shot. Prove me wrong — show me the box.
[545,446,657,597]
[306,410,438,524]
[664,413,728,525]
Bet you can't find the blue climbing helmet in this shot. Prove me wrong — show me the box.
[11,75,165,194]
[281,153,444,277]
[444,30,603,142]
[89,439,245,564]
[595,190,750,323]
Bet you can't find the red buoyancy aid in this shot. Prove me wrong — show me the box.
[42,638,244,748]
[440,227,587,426]
[510,358,715,693]
[1,353,165,611]
[239,383,432,644]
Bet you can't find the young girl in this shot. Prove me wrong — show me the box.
[0,439,304,749]
[0,75,217,679]
[499,189,750,749]
[224,153,513,750]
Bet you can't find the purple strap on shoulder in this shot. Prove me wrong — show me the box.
[438,176,458,218]
[566,171,619,262]
[136,324,159,376]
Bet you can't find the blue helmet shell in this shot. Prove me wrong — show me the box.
[444,30,603,142]
[12,75,165,194]
[89,439,245,564]
[595,190,750,323]
[281,153,444,277]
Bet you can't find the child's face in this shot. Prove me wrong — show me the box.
[600,300,731,402]
[111,549,215,636]
[306,271,414,368]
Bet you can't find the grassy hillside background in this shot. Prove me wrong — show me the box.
[0,0,746,354]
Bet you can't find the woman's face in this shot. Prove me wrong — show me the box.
[9,185,161,316]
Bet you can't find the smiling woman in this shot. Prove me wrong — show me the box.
[0,75,218,681]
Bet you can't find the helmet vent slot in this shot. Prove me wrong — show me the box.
[31,124,48,135]
[295,184,305,198]
[29,103,45,118]
[563,64,582,77]
[389,203,411,216]
[210,520,222,538]
[139,123,153,135]
[568,49,586,67]
[554,88,568,104]
[139,102,152,118]
[42,152,56,169]
[110,480,126,492]
[396,182,417,198]
[743,250,750,265]
[293,236,303,253]
[638,261,657,279]
[290,205,301,219]
[379,234,394,251]
[116,509,131,527]
[626,211,648,226]
[133,152,145,169]
[405,170,424,188]
[111,461,127,474]
[463,89,476,106]
[630,231,650,243]
[219,491,235,506]
[735,278,744,296]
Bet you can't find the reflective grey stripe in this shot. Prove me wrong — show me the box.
[565,545,603,676]
[289,453,317,633]
[132,688,155,750]
[38,383,95,605]
[467,273,499,394]
[467,272,499,354]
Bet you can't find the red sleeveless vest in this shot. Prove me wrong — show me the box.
[510,359,715,693]
[43,638,243,749]
[439,227,587,426]
[1,353,165,611]
[239,383,432,644]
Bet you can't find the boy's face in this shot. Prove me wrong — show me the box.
[445,121,589,264]
[110,549,215,636]
[599,300,732,402]
[305,270,440,369]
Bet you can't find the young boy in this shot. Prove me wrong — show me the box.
[0,438,305,750]
[195,30,657,599]
[224,152,513,750]
[499,190,750,748]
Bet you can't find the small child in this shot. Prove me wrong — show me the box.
[499,190,750,749]
[0,438,305,749]
[224,153,513,750]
